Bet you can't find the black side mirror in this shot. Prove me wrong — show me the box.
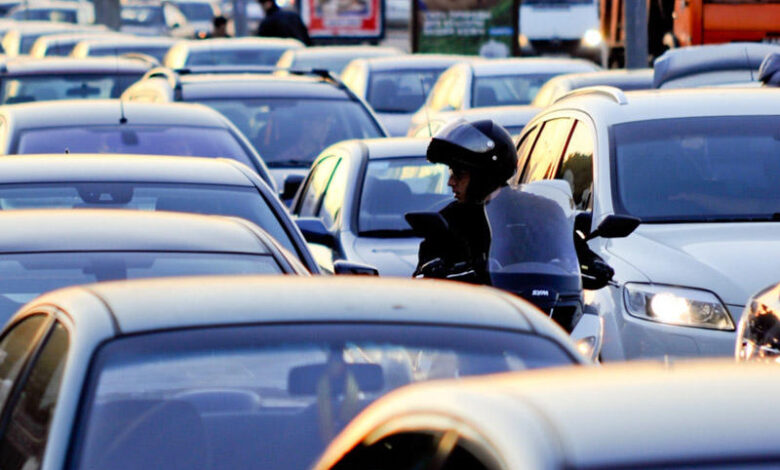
[333,260,379,276]
[586,214,640,241]
[281,174,305,202]
[295,217,337,249]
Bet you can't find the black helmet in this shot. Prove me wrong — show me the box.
[426,119,517,201]
[736,283,780,361]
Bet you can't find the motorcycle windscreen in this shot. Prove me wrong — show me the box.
[485,186,582,303]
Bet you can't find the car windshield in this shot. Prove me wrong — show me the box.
[175,2,213,20]
[9,8,77,23]
[72,323,576,470]
[0,183,298,255]
[187,47,287,66]
[88,44,171,61]
[613,116,780,222]
[200,98,384,167]
[0,73,144,104]
[0,252,280,324]
[121,6,164,26]
[14,125,257,169]
[367,68,445,113]
[358,157,451,235]
[472,74,557,107]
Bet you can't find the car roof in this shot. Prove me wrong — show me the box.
[547,87,780,125]
[0,209,272,254]
[361,54,476,71]
[77,36,176,48]
[289,46,401,59]
[435,105,540,127]
[548,68,653,90]
[4,20,80,32]
[45,276,556,335]
[326,360,780,468]
[0,155,255,186]
[179,73,349,99]
[350,137,429,159]
[654,42,780,88]
[0,99,232,128]
[178,37,303,51]
[0,56,151,74]
[469,58,599,76]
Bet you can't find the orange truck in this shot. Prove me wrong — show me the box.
[601,0,780,66]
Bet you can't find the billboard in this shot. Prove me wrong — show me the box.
[301,0,385,40]
[412,0,519,56]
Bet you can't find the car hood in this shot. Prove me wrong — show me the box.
[377,112,414,137]
[352,236,420,277]
[606,222,780,306]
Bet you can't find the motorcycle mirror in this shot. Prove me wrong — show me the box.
[586,214,640,241]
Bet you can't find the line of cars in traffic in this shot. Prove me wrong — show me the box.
[0,14,778,468]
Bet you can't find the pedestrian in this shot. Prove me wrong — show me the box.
[257,0,312,46]
[210,15,230,38]
[411,119,517,285]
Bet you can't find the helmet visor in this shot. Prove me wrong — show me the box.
[434,119,496,154]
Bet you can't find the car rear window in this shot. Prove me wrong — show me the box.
[366,68,446,113]
[0,252,281,325]
[187,47,288,67]
[0,73,144,104]
[200,98,384,167]
[14,125,257,169]
[0,182,297,255]
[472,74,557,107]
[71,323,576,470]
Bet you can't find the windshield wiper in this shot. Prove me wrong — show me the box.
[359,229,416,238]
[266,159,313,168]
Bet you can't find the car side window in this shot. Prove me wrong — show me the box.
[555,120,595,209]
[0,316,48,412]
[512,124,540,185]
[330,431,442,470]
[319,159,348,228]
[439,435,499,470]
[521,118,574,184]
[297,156,339,217]
[0,321,69,470]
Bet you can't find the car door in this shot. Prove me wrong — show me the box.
[0,315,70,469]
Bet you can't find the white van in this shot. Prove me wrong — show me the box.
[518,0,604,66]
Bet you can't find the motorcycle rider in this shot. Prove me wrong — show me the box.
[412,119,516,284]
[412,118,614,290]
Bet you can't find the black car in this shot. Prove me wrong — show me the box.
[122,67,388,196]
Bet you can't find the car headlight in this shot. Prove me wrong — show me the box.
[581,29,603,48]
[623,283,734,330]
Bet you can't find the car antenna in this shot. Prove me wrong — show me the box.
[745,47,755,82]
[418,74,432,137]
[116,47,128,124]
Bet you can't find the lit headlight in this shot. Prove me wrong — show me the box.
[623,283,734,330]
[581,29,603,48]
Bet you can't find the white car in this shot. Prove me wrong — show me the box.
[314,360,780,469]
[408,58,599,134]
[514,86,780,360]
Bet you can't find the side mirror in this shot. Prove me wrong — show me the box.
[281,174,305,202]
[295,217,337,249]
[586,214,640,241]
[333,260,379,276]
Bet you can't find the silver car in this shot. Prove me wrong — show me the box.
[0,276,585,468]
